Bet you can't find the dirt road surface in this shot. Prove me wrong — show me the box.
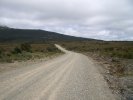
[0,44,119,100]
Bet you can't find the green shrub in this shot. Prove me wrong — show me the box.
[46,47,55,52]
[0,48,4,55]
[0,50,2,55]
[46,44,60,52]
[6,53,11,57]
[122,52,133,59]
[12,47,22,54]
[21,43,32,52]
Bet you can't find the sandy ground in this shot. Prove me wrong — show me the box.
[0,45,119,100]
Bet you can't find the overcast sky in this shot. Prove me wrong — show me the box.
[0,0,133,40]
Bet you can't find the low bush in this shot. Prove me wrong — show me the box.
[0,50,2,55]
[46,44,60,52]
[12,47,22,54]
[21,43,32,52]
[0,43,62,62]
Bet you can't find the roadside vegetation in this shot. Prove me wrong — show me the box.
[60,41,133,99]
[61,41,133,59]
[0,43,62,63]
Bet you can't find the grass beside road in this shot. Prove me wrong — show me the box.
[0,43,62,63]
[60,41,133,59]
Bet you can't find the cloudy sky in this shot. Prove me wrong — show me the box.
[0,0,133,40]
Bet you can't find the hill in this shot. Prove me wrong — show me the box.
[0,26,96,43]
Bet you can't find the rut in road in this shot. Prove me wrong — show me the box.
[0,44,119,100]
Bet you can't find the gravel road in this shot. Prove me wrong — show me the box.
[0,44,119,100]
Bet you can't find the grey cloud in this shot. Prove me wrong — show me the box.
[0,0,133,40]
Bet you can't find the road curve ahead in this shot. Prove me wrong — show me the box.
[0,44,118,100]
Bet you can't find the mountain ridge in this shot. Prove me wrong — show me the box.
[0,26,100,43]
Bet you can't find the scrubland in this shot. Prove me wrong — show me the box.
[0,43,62,63]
